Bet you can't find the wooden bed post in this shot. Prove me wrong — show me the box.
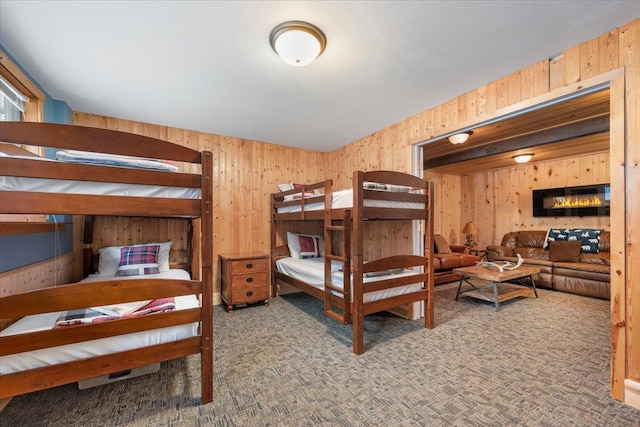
[270,192,278,298]
[425,180,435,329]
[352,171,365,355]
[200,150,214,404]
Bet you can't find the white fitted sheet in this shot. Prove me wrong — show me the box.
[0,176,201,199]
[276,188,423,213]
[0,270,200,375]
[276,257,423,303]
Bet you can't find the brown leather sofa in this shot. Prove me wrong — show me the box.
[433,235,481,285]
[486,230,610,299]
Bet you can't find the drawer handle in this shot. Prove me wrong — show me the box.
[246,277,253,283]
[246,291,253,297]
[246,263,253,269]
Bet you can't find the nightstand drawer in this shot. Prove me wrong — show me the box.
[232,273,269,303]
[229,258,268,275]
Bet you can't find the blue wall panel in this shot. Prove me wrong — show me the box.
[1,44,75,273]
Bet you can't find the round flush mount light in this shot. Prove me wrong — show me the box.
[448,131,472,144]
[513,154,534,163]
[270,21,326,67]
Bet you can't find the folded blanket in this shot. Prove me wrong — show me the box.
[363,181,413,192]
[56,150,179,172]
[54,298,176,328]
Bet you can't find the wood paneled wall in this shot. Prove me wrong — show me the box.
[459,152,610,247]
[73,112,329,298]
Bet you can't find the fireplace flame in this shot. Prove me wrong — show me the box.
[553,195,603,208]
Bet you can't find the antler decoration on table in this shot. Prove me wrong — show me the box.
[477,254,524,272]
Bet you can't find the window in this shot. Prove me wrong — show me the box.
[0,49,48,226]
[0,75,28,121]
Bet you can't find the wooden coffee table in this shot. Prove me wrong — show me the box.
[453,265,540,311]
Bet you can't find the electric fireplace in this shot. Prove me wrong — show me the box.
[533,184,610,217]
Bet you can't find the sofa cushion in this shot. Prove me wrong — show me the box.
[549,240,581,262]
[553,262,610,275]
[514,247,549,261]
[516,231,548,249]
[433,235,452,254]
[433,253,479,271]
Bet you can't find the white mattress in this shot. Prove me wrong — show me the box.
[276,188,423,213]
[0,270,200,375]
[276,257,423,303]
[0,176,201,199]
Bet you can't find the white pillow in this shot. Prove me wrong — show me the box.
[287,232,325,259]
[97,241,171,276]
[278,183,294,192]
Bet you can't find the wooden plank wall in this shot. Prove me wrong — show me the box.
[72,112,329,299]
[459,152,610,247]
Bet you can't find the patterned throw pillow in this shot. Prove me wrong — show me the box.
[116,245,160,276]
[286,232,325,259]
[544,228,603,253]
[298,235,322,258]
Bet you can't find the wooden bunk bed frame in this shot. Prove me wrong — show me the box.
[0,122,213,404]
[270,170,435,355]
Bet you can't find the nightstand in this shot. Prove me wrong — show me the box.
[220,252,270,312]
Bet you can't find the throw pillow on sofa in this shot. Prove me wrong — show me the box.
[548,240,582,262]
[433,235,452,254]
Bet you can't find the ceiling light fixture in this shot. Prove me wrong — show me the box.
[448,131,472,145]
[270,21,326,67]
[513,154,534,163]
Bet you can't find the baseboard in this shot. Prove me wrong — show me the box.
[624,379,640,410]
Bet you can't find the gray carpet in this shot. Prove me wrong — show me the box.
[2,282,640,426]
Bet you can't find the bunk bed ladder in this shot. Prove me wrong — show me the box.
[323,209,352,324]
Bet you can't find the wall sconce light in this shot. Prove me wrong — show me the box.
[513,154,534,163]
[270,21,326,67]
[462,221,479,248]
[448,131,472,145]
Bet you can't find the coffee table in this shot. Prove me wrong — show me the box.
[453,265,540,311]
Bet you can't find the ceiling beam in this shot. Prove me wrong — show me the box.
[423,115,610,170]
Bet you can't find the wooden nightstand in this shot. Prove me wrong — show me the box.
[220,252,270,312]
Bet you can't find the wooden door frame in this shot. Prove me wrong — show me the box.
[413,68,629,401]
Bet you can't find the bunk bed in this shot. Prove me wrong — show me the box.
[270,170,434,355]
[0,122,213,404]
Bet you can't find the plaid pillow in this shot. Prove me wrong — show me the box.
[116,245,160,276]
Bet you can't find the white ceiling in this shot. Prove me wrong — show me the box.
[1,1,639,152]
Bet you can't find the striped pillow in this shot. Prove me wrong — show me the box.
[116,245,160,277]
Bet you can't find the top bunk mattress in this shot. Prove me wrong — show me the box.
[275,257,424,303]
[0,152,201,199]
[0,176,201,199]
[0,269,200,375]
[276,188,423,213]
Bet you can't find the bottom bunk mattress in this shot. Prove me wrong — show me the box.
[276,257,424,303]
[0,269,200,375]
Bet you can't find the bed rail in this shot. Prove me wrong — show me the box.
[0,122,201,163]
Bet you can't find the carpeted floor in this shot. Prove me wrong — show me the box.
[2,282,640,426]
